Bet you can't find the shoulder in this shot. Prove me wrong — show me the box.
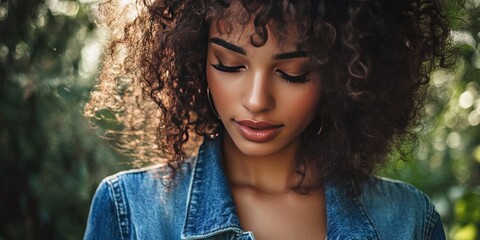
[84,161,196,239]
[358,176,445,240]
[360,176,430,208]
[101,164,186,192]
[96,161,195,207]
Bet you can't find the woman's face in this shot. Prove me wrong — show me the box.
[206,18,322,158]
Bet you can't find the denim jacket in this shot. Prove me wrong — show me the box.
[84,138,446,240]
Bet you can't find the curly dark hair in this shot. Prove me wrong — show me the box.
[85,0,452,194]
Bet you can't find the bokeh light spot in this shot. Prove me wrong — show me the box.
[472,51,480,69]
[468,110,480,126]
[459,91,475,109]
[431,69,454,88]
[0,44,9,63]
[79,41,102,79]
[447,132,462,149]
[14,42,30,60]
[0,5,8,21]
[451,31,476,49]
[473,146,480,163]
[47,0,79,17]
[453,223,477,240]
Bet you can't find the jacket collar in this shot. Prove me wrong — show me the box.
[182,138,243,239]
[182,138,379,239]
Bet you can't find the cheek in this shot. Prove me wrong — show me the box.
[282,85,321,123]
[295,96,320,127]
[289,94,321,136]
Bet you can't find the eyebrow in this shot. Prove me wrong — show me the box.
[209,37,310,60]
[209,37,246,55]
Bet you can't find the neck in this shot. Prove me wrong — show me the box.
[222,134,302,193]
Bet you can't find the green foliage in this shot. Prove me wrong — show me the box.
[0,0,129,239]
[0,0,478,239]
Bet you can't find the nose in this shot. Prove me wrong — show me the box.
[242,71,274,113]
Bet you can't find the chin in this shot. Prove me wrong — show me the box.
[232,137,289,158]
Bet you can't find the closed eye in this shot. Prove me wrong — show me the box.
[276,70,310,84]
[210,61,245,73]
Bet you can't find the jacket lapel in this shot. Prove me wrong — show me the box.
[182,138,244,239]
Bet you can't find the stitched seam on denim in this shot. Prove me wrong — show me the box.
[108,164,168,179]
[104,180,125,240]
[384,180,432,239]
[181,142,244,239]
[182,153,199,238]
[236,232,256,240]
[353,195,380,240]
[374,178,435,240]
[423,195,436,239]
[108,177,130,240]
[182,151,243,238]
[182,227,246,240]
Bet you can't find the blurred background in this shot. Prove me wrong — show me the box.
[0,0,479,239]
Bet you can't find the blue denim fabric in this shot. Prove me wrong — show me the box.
[84,138,446,239]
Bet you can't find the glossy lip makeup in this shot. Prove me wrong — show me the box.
[233,120,283,143]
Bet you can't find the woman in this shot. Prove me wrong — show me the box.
[84,0,451,239]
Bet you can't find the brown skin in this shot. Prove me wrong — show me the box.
[206,4,326,239]
[229,184,326,240]
[225,133,326,240]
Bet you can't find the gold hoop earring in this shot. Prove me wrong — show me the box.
[207,87,220,119]
[316,114,323,136]
[316,123,323,136]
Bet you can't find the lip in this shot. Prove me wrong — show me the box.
[234,120,283,143]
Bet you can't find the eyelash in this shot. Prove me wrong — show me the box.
[210,62,244,73]
[276,71,309,84]
[211,62,310,84]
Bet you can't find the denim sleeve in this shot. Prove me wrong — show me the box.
[430,211,446,240]
[83,179,123,240]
